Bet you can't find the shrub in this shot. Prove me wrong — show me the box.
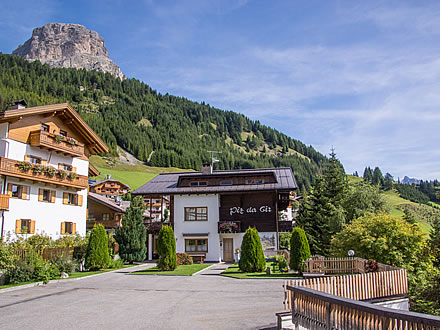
[0,242,18,271]
[52,254,78,274]
[239,227,266,272]
[157,226,177,271]
[7,250,59,284]
[108,258,124,269]
[85,224,111,270]
[290,227,311,275]
[177,253,193,265]
[275,255,288,270]
[279,232,292,249]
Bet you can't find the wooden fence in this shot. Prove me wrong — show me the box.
[287,285,440,329]
[303,256,400,274]
[15,247,75,261]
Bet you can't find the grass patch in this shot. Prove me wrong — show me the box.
[132,264,211,276]
[221,263,301,279]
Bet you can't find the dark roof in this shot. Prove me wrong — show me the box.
[88,192,149,217]
[133,167,297,195]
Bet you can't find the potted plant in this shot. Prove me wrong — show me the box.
[54,134,65,143]
[67,172,77,180]
[219,221,239,233]
[65,137,77,145]
[32,164,45,174]
[16,161,33,172]
[57,170,68,179]
[44,166,56,177]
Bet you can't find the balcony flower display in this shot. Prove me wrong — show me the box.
[57,170,68,179]
[65,136,77,145]
[146,222,163,234]
[219,221,239,233]
[32,164,45,174]
[44,166,57,177]
[67,172,77,180]
[16,161,33,172]
[54,134,64,143]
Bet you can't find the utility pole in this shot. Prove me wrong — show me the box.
[207,150,221,170]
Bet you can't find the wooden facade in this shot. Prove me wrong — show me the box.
[90,179,130,197]
[177,172,277,187]
[86,197,123,230]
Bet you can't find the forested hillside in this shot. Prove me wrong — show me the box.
[0,53,328,190]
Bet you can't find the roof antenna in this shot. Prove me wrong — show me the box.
[207,150,221,170]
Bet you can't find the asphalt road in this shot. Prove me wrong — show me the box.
[0,264,285,330]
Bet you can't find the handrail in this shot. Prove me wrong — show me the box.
[287,285,440,328]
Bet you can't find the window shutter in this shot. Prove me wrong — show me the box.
[63,192,68,204]
[22,186,29,200]
[41,159,47,165]
[24,155,30,162]
[72,167,77,173]
[7,183,12,197]
[78,194,83,206]
[72,223,76,234]
[51,191,56,203]
[60,222,65,235]
[15,220,21,234]
[38,188,43,202]
[30,220,36,234]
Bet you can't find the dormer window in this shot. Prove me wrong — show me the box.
[221,180,232,185]
[190,181,208,187]
[246,179,255,184]
[256,179,265,184]
[59,130,67,137]
[199,181,207,186]
[41,124,49,132]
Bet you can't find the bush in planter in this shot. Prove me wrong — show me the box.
[16,161,33,171]
[177,253,193,265]
[239,227,266,273]
[290,227,311,275]
[67,172,77,180]
[85,224,111,270]
[32,164,45,174]
[44,166,56,177]
[57,170,68,179]
[157,226,177,271]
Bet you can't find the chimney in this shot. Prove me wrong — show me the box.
[201,163,213,175]
[9,99,27,110]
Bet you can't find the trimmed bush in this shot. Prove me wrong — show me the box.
[177,253,193,265]
[239,227,266,272]
[85,224,111,270]
[290,227,311,275]
[157,226,177,271]
[115,196,147,263]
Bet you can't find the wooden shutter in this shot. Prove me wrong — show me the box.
[7,183,12,197]
[15,220,21,234]
[72,223,76,234]
[51,191,56,203]
[41,159,47,165]
[60,222,65,234]
[21,186,29,200]
[30,220,36,234]
[63,192,68,204]
[78,194,83,206]
[38,188,44,202]
[24,155,30,162]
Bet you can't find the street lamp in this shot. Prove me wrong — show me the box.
[348,250,355,274]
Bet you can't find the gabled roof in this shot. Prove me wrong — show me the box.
[88,192,149,217]
[133,167,297,195]
[0,103,108,154]
[90,179,131,190]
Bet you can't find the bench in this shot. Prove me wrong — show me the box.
[188,253,205,264]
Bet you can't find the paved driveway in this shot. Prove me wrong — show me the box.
[0,264,285,329]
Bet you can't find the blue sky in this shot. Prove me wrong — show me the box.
[1,0,439,180]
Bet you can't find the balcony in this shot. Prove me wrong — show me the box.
[0,194,9,210]
[0,157,88,190]
[278,220,293,232]
[145,221,173,234]
[218,221,241,233]
[29,130,85,157]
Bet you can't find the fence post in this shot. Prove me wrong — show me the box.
[326,301,332,329]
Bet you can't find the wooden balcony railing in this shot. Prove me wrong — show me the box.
[0,194,9,210]
[278,220,293,232]
[29,130,85,157]
[145,221,172,234]
[0,157,88,189]
[218,220,241,233]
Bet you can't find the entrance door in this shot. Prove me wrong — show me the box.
[223,238,234,262]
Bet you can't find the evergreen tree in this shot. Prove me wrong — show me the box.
[239,227,266,272]
[384,173,394,191]
[85,224,111,270]
[363,167,373,183]
[114,196,147,263]
[372,167,384,187]
[289,227,311,275]
[157,225,177,271]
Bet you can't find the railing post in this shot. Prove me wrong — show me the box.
[326,301,332,329]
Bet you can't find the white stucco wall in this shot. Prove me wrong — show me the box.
[174,194,221,262]
[1,177,87,240]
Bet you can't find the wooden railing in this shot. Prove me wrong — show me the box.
[0,194,9,210]
[0,157,88,189]
[278,220,293,233]
[29,130,84,157]
[284,269,408,310]
[287,286,440,329]
[15,247,75,261]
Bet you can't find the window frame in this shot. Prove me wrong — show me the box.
[246,179,255,185]
[184,207,208,221]
[41,124,49,132]
[185,239,208,253]
[220,180,232,185]
[42,189,51,202]
[59,130,67,137]
[103,213,110,221]
[64,222,74,234]
[67,193,78,205]
[20,219,32,234]
[29,156,41,165]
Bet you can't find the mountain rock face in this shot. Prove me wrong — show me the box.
[402,176,420,185]
[13,23,124,79]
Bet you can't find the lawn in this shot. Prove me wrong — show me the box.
[132,264,211,276]
[221,263,301,279]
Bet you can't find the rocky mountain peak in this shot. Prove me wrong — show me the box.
[13,23,124,79]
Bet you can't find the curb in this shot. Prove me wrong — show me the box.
[0,263,154,294]
[192,263,217,276]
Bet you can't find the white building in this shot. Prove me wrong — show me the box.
[0,102,108,240]
[134,164,297,262]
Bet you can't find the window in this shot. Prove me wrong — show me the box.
[41,124,49,132]
[184,207,208,221]
[8,184,29,200]
[61,222,76,235]
[185,239,208,252]
[198,181,207,186]
[38,189,55,203]
[190,181,208,187]
[59,130,67,137]
[103,213,110,221]
[60,164,72,171]
[63,192,83,206]
[15,219,35,234]
[246,179,255,184]
[29,156,41,164]
[256,179,265,184]
[190,182,198,187]
[221,180,232,185]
